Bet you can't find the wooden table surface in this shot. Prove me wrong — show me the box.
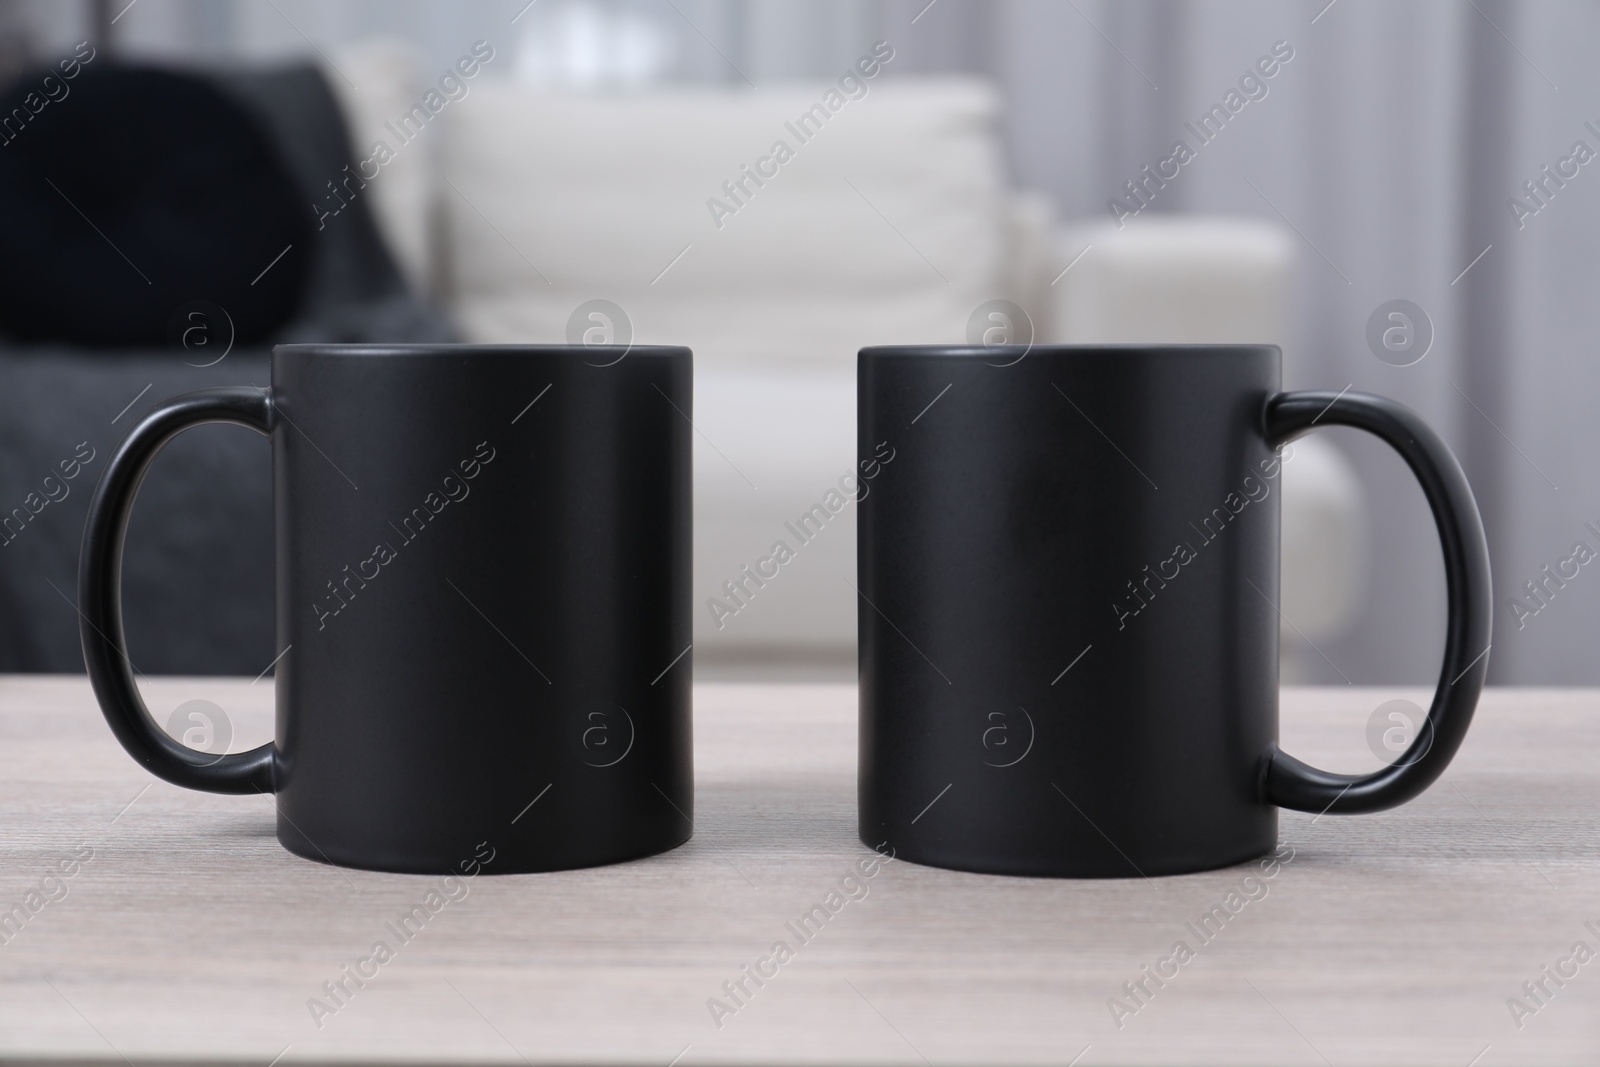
[0,677,1597,1066]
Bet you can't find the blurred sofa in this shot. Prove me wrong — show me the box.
[0,44,1366,676]
[329,46,1363,673]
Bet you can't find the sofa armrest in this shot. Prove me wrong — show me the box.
[1042,216,1293,346]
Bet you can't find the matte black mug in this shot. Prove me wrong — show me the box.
[857,344,1491,877]
[80,344,694,873]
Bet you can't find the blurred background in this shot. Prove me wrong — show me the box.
[0,0,1594,685]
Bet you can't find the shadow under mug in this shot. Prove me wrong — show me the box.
[79,344,695,874]
[857,344,1492,877]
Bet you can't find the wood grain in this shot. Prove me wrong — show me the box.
[0,677,1597,1065]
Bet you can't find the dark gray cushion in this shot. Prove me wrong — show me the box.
[0,61,457,673]
[0,65,312,346]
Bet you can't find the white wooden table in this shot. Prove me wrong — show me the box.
[1,677,1597,1065]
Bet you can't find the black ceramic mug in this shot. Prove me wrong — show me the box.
[79,344,694,873]
[857,344,1491,877]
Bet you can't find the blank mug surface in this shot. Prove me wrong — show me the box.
[79,344,695,874]
[856,344,1489,877]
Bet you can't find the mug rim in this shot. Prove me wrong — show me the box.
[859,343,1281,358]
[272,343,691,358]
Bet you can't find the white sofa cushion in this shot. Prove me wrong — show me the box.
[437,77,1008,372]
[1052,217,1294,348]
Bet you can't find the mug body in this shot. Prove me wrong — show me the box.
[858,344,1281,877]
[271,344,693,873]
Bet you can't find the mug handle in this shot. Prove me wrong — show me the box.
[78,386,276,795]
[1261,390,1492,815]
